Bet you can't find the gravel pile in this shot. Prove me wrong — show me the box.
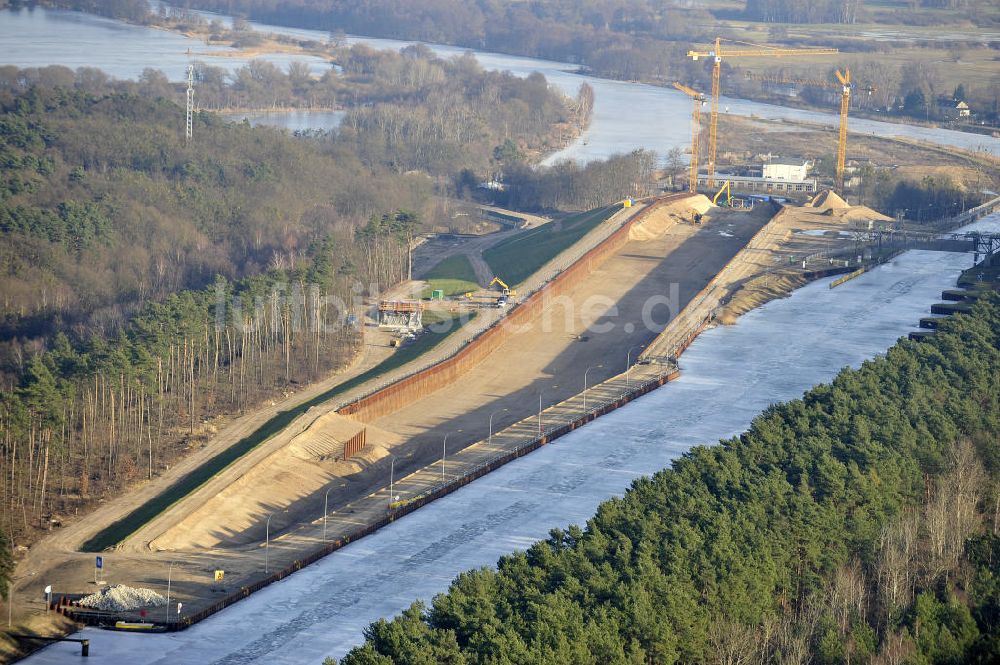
[77,585,166,612]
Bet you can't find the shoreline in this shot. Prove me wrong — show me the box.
[140,10,999,142]
[13,197,1000,659]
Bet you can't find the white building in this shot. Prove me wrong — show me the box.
[762,162,810,182]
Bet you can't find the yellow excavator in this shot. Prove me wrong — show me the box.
[712,180,731,207]
[489,276,515,308]
[489,276,514,296]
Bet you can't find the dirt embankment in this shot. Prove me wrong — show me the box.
[643,192,894,357]
[145,194,749,553]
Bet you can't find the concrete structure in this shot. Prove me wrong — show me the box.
[697,174,818,195]
[377,301,423,331]
[762,161,810,181]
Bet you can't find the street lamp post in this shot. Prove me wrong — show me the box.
[488,409,507,446]
[538,385,557,437]
[538,390,543,437]
[583,364,603,413]
[264,511,284,574]
[323,485,334,543]
[626,345,645,389]
[165,560,176,624]
[389,456,396,508]
[441,432,461,483]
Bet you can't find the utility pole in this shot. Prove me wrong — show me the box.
[185,63,194,143]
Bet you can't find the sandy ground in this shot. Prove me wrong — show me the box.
[4,199,651,629]
[141,195,766,551]
[5,192,899,642]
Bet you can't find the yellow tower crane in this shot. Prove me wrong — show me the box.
[687,38,839,189]
[744,69,875,193]
[671,82,706,193]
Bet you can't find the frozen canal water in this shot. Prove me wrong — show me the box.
[24,213,999,664]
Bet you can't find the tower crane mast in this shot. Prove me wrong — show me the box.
[745,69,875,193]
[671,82,706,193]
[687,38,838,188]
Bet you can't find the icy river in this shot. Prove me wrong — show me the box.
[4,6,1000,662]
[23,214,1000,663]
[2,6,999,157]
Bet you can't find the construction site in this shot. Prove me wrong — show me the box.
[8,36,1000,661]
[21,178,994,632]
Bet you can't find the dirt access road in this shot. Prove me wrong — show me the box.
[147,197,772,551]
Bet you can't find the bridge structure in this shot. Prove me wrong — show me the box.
[850,223,1000,263]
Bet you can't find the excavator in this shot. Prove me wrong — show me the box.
[713,180,731,207]
[489,276,513,295]
[489,276,515,307]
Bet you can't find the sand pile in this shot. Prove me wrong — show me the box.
[807,190,849,211]
[841,205,892,223]
[629,194,712,241]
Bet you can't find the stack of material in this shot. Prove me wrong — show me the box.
[77,585,166,611]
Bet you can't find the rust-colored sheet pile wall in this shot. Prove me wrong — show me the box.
[338,195,688,422]
[342,428,367,460]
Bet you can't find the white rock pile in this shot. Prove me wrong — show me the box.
[77,585,166,612]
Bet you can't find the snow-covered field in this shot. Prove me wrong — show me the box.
[25,214,998,664]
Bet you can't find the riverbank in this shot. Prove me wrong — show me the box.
[17,218,994,664]
[67,3,995,148]
[19,194,864,634]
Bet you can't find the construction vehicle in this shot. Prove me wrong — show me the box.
[713,180,732,207]
[671,82,707,194]
[744,69,874,193]
[687,38,838,189]
[489,276,515,297]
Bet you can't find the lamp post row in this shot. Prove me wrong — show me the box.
[267,347,646,578]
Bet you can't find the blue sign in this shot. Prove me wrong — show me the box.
[95,556,103,569]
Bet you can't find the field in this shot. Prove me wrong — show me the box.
[419,254,481,297]
[483,204,621,286]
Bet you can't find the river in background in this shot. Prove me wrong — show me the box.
[2,6,999,157]
[217,109,345,133]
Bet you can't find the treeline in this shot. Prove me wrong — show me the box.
[338,47,590,175]
[0,249,360,543]
[169,0,712,83]
[873,174,982,222]
[336,295,1000,664]
[744,0,861,24]
[489,150,657,212]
